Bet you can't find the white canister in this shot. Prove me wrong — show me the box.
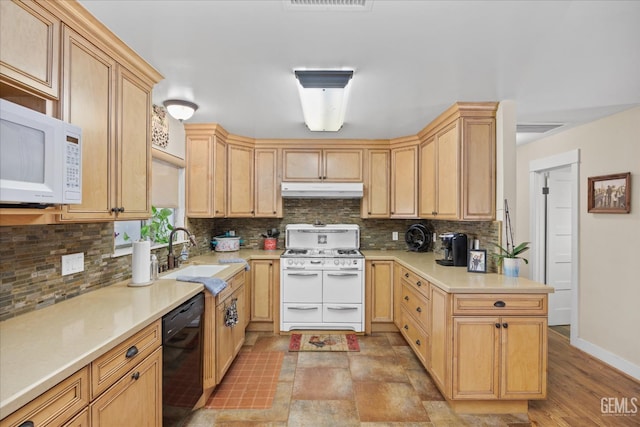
[214,236,240,252]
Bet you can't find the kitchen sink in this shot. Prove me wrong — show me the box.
[160,264,229,280]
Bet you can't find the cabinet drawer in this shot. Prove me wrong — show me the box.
[401,283,429,331]
[400,309,429,365]
[282,303,322,322]
[216,271,246,303]
[399,267,429,298]
[0,367,89,427]
[323,303,363,323]
[452,294,547,316]
[90,320,161,398]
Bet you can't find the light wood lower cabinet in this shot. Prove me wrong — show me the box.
[90,347,162,427]
[452,316,547,400]
[216,285,245,383]
[429,287,548,413]
[0,368,89,427]
[249,259,279,331]
[365,260,394,333]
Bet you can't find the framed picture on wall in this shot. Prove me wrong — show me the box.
[587,172,631,213]
[468,249,487,273]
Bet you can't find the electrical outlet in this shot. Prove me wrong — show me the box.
[62,253,84,276]
[392,231,398,241]
[433,232,437,242]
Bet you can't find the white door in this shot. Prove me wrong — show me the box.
[546,166,573,325]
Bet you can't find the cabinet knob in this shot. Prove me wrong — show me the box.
[403,324,409,330]
[495,323,501,328]
[416,339,421,346]
[110,207,118,213]
[404,273,409,278]
[404,296,409,301]
[125,346,139,358]
[432,211,437,215]
[502,323,509,329]
[18,422,34,427]
[493,301,506,308]
[131,371,140,380]
[368,211,371,215]
[416,307,422,313]
[416,281,422,287]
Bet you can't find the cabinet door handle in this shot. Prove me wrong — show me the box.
[131,371,140,380]
[125,346,139,358]
[495,323,501,328]
[404,296,409,301]
[502,323,509,329]
[416,307,422,313]
[494,301,506,307]
[416,339,421,346]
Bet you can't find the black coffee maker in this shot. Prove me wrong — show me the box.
[436,233,468,266]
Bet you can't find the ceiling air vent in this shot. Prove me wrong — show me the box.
[516,123,564,134]
[284,0,373,11]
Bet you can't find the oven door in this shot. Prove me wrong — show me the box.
[323,270,363,303]
[282,269,322,302]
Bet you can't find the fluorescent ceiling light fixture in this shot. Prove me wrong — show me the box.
[294,70,353,132]
[163,99,198,121]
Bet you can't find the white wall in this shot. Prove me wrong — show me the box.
[516,107,640,379]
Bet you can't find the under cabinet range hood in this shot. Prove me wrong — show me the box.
[281,182,363,199]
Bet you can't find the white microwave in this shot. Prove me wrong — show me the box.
[0,99,82,206]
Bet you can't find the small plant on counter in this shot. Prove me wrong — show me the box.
[492,199,530,270]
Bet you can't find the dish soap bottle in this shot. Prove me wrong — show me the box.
[180,244,189,261]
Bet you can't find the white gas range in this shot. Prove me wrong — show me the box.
[280,224,364,332]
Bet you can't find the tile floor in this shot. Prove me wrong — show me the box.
[184,331,531,426]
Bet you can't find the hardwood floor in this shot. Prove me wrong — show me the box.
[549,324,570,339]
[529,329,640,426]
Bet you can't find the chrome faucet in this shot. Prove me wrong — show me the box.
[167,227,197,270]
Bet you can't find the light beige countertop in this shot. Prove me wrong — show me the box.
[0,249,274,418]
[0,247,548,418]
[362,250,554,294]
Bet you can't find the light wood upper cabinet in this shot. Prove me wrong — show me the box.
[282,148,363,182]
[390,142,418,218]
[59,25,156,222]
[60,27,115,221]
[0,0,60,99]
[361,149,390,218]
[185,124,227,218]
[254,148,282,217]
[227,141,254,217]
[418,102,497,221]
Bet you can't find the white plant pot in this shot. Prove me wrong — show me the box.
[502,258,520,277]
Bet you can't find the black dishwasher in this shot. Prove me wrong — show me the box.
[162,292,204,427]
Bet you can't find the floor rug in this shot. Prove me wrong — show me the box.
[288,333,360,352]
[205,351,283,410]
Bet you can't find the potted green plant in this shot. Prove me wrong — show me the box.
[124,206,174,244]
[493,199,529,277]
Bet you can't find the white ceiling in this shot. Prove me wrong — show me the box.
[78,0,640,143]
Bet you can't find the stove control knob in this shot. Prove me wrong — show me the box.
[334,259,339,265]
[288,259,293,265]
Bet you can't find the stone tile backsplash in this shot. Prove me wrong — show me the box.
[1,198,499,320]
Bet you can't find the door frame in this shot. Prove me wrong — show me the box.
[529,149,580,343]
